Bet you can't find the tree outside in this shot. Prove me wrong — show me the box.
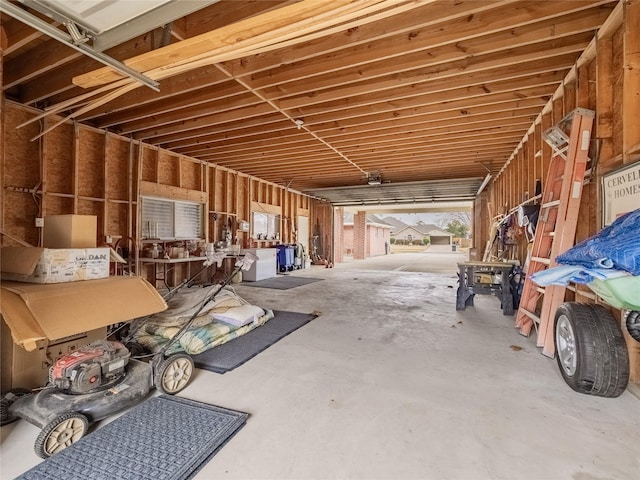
[446,220,469,238]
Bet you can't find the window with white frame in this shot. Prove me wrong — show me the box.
[141,196,203,240]
[252,211,280,240]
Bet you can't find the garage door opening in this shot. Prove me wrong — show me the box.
[340,208,471,262]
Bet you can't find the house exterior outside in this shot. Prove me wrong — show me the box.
[343,214,392,257]
[422,226,454,245]
[392,225,430,244]
[383,218,453,245]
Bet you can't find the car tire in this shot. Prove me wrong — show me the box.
[554,302,629,398]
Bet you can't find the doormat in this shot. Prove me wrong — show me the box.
[242,276,323,290]
[16,395,248,480]
[193,310,318,373]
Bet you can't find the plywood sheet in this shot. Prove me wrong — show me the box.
[141,146,157,183]
[107,201,128,237]
[158,150,179,186]
[106,135,130,201]
[77,130,105,198]
[77,199,103,240]
[211,167,224,211]
[181,158,201,191]
[45,196,74,216]
[4,106,39,187]
[44,122,73,194]
[3,191,38,247]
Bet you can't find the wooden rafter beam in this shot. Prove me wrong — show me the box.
[96,50,571,129]
[223,0,609,77]
[180,116,533,157]
[281,36,589,113]
[247,3,612,90]
[121,58,568,138]
[131,78,557,142]
[176,108,539,156]
[72,0,427,88]
[203,143,519,172]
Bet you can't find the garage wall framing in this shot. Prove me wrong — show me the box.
[0,101,329,269]
[476,6,640,384]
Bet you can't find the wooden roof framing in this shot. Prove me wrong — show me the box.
[1,0,619,204]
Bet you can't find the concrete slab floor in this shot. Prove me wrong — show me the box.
[2,250,639,479]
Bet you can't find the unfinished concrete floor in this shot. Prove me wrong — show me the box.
[2,248,639,479]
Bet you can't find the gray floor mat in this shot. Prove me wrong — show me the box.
[241,276,323,289]
[16,395,248,480]
[193,310,317,373]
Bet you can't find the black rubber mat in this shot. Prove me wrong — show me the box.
[16,395,248,480]
[193,310,317,373]
[241,275,323,289]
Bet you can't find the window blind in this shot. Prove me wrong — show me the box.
[141,196,203,240]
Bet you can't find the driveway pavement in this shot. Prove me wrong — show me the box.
[338,244,467,274]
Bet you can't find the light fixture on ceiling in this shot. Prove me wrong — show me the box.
[367,172,382,185]
[294,118,304,130]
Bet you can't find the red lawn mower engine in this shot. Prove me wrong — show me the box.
[50,340,131,394]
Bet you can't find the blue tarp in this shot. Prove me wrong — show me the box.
[530,265,627,287]
[556,208,640,276]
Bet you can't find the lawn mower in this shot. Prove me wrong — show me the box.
[0,252,257,459]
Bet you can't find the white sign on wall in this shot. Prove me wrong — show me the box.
[601,160,640,226]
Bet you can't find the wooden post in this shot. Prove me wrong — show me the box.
[103,133,109,243]
[577,65,590,108]
[0,34,3,246]
[623,0,640,162]
[40,119,48,247]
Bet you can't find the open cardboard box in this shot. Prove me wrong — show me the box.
[1,320,108,391]
[1,276,167,351]
[1,276,167,391]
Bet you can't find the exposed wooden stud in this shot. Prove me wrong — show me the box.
[204,163,210,243]
[0,49,4,246]
[577,65,590,107]
[103,132,109,241]
[598,0,625,39]
[127,141,134,241]
[39,118,47,246]
[596,34,614,183]
[623,0,640,162]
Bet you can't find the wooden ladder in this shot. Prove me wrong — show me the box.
[515,108,595,357]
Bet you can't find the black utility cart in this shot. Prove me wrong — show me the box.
[456,260,519,315]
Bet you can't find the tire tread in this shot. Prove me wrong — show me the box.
[554,302,629,398]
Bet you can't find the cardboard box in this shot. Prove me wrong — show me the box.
[43,214,97,248]
[1,247,110,284]
[1,319,107,391]
[0,276,168,351]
